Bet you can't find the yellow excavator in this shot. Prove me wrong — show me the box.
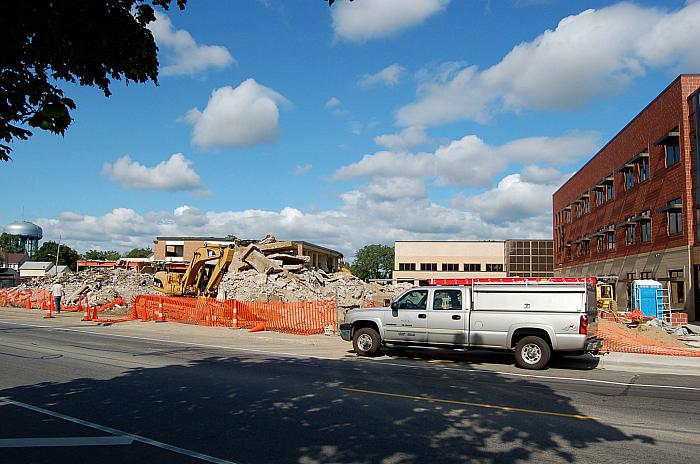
[153,245,236,297]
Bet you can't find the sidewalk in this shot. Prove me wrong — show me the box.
[2,306,700,376]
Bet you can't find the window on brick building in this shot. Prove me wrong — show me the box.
[607,229,616,251]
[666,143,680,167]
[582,196,590,214]
[597,235,605,253]
[464,263,481,272]
[582,240,590,255]
[624,169,635,190]
[639,157,650,182]
[640,211,652,242]
[607,183,615,201]
[666,198,683,235]
[626,218,636,245]
[596,190,605,206]
[640,271,652,279]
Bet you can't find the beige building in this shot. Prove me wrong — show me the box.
[393,241,507,284]
[153,236,343,273]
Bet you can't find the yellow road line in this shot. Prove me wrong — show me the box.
[341,387,596,420]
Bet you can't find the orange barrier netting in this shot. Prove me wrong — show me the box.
[0,287,131,322]
[132,294,337,335]
[598,319,700,357]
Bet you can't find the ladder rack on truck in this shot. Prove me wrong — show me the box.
[427,277,597,286]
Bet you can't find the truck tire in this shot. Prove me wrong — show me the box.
[514,336,551,370]
[353,327,381,356]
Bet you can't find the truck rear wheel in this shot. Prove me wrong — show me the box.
[514,336,551,370]
[353,327,381,357]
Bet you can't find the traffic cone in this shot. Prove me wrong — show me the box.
[43,303,54,319]
[248,322,266,333]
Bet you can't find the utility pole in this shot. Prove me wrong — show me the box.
[55,234,61,272]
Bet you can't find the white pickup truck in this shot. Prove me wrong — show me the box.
[339,280,602,369]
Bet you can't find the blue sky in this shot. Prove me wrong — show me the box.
[3,0,698,258]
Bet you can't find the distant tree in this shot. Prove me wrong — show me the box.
[126,247,153,258]
[0,233,23,253]
[351,244,394,282]
[32,241,80,271]
[82,249,121,261]
[0,0,187,161]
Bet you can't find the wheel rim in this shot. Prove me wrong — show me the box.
[521,343,542,364]
[357,333,373,351]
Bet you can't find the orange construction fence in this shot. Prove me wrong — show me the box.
[598,319,700,357]
[132,294,337,335]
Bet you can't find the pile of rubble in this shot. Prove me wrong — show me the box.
[16,234,412,309]
[19,268,159,306]
[217,235,411,307]
[217,267,410,307]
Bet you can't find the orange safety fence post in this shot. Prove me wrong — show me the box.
[25,299,31,310]
[81,296,91,321]
[155,298,166,322]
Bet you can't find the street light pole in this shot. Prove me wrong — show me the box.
[55,235,61,273]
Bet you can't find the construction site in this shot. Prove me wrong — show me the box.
[0,234,412,334]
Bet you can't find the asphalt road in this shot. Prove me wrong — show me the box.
[0,319,698,464]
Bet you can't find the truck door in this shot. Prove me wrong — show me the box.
[427,288,468,345]
[384,289,429,343]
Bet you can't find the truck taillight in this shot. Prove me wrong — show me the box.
[579,314,588,335]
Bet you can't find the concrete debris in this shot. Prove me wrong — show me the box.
[14,234,412,310]
[17,268,159,307]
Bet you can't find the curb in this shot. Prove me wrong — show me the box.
[595,352,700,376]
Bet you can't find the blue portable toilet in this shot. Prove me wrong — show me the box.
[631,279,663,318]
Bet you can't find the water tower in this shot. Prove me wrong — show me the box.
[4,221,43,257]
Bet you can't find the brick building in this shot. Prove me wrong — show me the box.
[553,75,700,321]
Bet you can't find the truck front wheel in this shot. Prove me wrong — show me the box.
[514,336,551,370]
[353,327,381,357]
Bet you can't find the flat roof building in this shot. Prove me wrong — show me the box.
[553,75,700,321]
[153,236,343,274]
[393,240,553,284]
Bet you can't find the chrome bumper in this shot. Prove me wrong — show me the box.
[585,337,604,353]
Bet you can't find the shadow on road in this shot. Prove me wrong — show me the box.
[0,353,650,463]
[377,346,600,371]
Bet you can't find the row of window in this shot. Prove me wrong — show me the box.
[562,198,683,259]
[555,131,680,226]
[397,263,504,272]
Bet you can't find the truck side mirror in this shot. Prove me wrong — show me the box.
[390,301,398,310]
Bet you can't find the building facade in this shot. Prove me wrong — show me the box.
[392,240,553,284]
[153,236,343,273]
[553,75,700,321]
[504,240,554,278]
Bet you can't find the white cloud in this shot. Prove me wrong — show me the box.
[293,164,312,176]
[101,153,203,191]
[334,133,597,188]
[357,64,406,88]
[374,126,430,151]
[185,79,290,149]
[452,173,561,224]
[332,0,450,42]
[397,2,700,126]
[36,188,553,258]
[148,12,235,76]
[325,97,342,109]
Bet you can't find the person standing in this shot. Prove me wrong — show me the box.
[51,281,64,314]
